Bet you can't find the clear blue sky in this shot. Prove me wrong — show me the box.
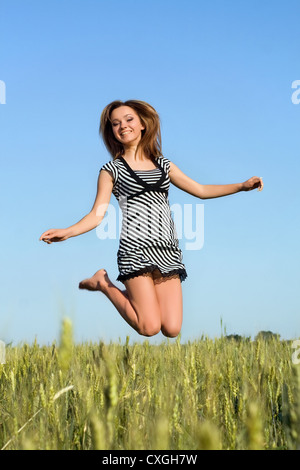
[1,0,299,345]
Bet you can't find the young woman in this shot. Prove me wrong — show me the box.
[39,100,263,338]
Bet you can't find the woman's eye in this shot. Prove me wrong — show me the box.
[113,118,133,127]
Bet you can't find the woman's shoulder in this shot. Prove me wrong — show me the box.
[157,155,171,172]
[100,157,122,169]
[157,155,171,163]
[100,158,121,184]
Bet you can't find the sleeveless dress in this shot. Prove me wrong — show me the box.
[100,155,188,284]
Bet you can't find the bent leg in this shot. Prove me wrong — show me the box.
[79,269,161,337]
[122,274,162,336]
[153,270,183,338]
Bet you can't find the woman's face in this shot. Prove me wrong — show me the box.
[110,106,145,146]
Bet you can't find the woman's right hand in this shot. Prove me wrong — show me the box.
[39,228,71,244]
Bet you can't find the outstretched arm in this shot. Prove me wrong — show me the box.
[169,162,263,199]
[39,169,114,244]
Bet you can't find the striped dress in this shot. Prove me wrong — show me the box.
[100,155,187,283]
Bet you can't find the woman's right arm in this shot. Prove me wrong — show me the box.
[39,169,113,244]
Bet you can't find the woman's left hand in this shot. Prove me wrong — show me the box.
[242,176,263,192]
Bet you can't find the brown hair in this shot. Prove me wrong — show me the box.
[99,99,163,161]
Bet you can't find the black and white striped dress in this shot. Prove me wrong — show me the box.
[100,155,187,283]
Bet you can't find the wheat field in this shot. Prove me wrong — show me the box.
[0,318,299,450]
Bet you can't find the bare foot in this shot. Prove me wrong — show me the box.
[78,269,110,292]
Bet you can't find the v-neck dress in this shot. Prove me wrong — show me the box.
[100,155,187,283]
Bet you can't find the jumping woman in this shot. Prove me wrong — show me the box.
[39,99,263,338]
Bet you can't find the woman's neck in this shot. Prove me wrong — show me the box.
[123,149,151,163]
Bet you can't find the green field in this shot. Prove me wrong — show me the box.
[0,319,299,450]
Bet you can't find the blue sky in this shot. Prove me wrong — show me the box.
[0,0,299,345]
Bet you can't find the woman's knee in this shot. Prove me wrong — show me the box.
[161,323,181,338]
[139,319,161,337]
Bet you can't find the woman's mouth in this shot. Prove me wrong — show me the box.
[120,131,132,136]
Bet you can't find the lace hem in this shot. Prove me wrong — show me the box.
[116,265,188,283]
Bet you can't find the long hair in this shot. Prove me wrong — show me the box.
[99,99,163,161]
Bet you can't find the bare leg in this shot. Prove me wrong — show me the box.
[79,269,161,336]
[152,270,183,338]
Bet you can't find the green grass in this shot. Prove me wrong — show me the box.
[0,319,299,450]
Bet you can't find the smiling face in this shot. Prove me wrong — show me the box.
[110,106,145,146]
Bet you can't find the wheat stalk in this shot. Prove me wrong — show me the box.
[1,385,74,450]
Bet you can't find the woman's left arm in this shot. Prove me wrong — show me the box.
[169,162,263,199]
